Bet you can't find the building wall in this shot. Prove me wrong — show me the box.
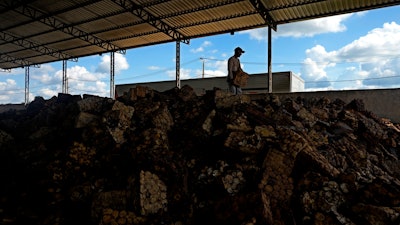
[1,89,399,123]
[114,77,400,122]
[251,88,400,123]
[116,71,304,97]
[290,73,305,92]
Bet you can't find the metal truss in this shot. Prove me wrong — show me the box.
[111,0,190,44]
[0,54,35,68]
[3,0,123,52]
[0,32,75,61]
[0,0,36,14]
[248,0,277,31]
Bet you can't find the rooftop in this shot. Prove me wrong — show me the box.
[2,0,400,70]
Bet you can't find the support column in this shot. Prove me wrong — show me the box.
[176,41,181,89]
[62,60,68,93]
[268,26,272,93]
[110,51,115,99]
[200,57,205,79]
[25,66,29,105]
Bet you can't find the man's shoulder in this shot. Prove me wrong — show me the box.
[228,56,237,61]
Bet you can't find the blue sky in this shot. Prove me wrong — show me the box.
[1,5,400,104]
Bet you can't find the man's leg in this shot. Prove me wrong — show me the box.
[237,87,242,95]
[229,83,236,94]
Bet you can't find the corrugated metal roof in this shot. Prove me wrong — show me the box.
[1,0,400,69]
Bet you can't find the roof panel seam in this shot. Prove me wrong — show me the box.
[110,0,190,44]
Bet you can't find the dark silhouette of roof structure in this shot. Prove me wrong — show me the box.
[1,0,400,70]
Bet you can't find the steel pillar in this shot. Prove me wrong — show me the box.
[268,26,272,93]
[110,51,115,99]
[25,66,29,104]
[176,41,181,89]
[62,60,68,93]
[200,57,205,79]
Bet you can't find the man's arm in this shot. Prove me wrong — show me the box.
[228,57,234,80]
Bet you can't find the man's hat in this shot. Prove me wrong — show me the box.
[235,47,245,53]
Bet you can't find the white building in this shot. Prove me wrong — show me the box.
[116,71,304,96]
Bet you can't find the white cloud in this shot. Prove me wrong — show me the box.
[202,69,226,78]
[96,53,129,74]
[301,56,332,89]
[194,58,227,79]
[202,41,212,47]
[38,87,59,98]
[301,22,400,90]
[148,66,161,70]
[66,66,108,97]
[284,14,350,37]
[68,65,105,81]
[0,68,24,76]
[190,40,213,53]
[359,58,400,88]
[1,40,175,103]
[0,79,24,104]
[31,64,58,84]
[167,68,192,80]
[0,66,61,104]
[245,14,351,41]
[24,64,110,100]
[0,79,17,91]
[337,22,400,62]
[190,47,204,53]
[217,59,227,71]
[166,63,228,80]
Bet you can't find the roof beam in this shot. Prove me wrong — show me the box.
[5,1,123,52]
[248,0,277,31]
[0,0,36,14]
[266,0,328,11]
[174,10,258,30]
[93,1,247,44]
[129,0,254,21]
[153,0,244,19]
[111,0,190,44]
[268,0,397,25]
[0,32,76,61]
[0,54,36,68]
[0,0,103,32]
